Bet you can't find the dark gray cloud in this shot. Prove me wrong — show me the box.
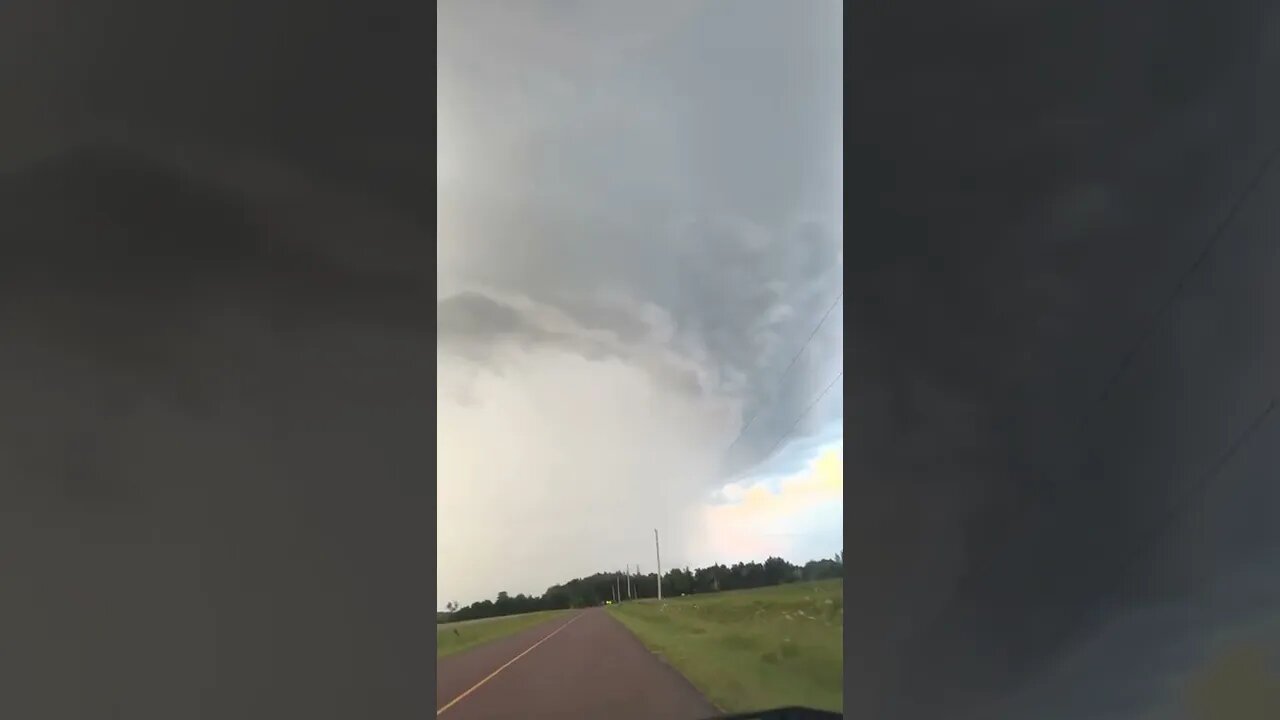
[436,291,707,399]
[438,292,537,339]
[437,0,844,457]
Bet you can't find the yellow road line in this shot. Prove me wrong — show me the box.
[436,613,583,716]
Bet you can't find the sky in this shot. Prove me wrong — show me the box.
[436,0,845,608]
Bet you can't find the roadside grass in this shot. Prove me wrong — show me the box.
[607,580,843,713]
[436,609,571,658]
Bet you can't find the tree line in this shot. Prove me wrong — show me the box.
[440,551,843,623]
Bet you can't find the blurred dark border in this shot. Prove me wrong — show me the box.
[1,3,437,718]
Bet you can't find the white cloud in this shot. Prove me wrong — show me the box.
[437,329,741,604]
[695,443,843,566]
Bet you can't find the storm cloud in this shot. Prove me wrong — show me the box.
[436,0,845,609]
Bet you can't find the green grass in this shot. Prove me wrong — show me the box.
[436,610,571,658]
[607,580,843,713]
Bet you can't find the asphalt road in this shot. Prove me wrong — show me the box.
[436,608,719,720]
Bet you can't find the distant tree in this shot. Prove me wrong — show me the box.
[706,564,728,592]
[693,565,724,593]
[665,568,694,597]
[764,556,795,585]
[802,558,843,581]
[729,561,767,589]
[448,551,843,622]
[676,567,694,595]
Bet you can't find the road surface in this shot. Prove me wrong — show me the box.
[437,607,719,719]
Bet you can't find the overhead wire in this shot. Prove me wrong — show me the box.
[927,142,1280,702]
[723,289,844,457]
[728,368,845,483]
[1076,140,1280,434]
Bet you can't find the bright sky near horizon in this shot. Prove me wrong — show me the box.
[436,0,843,608]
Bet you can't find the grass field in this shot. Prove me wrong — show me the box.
[607,579,843,713]
[436,609,571,658]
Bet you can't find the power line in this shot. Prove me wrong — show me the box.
[1036,396,1277,667]
[1115,398,1276,584]
[965,399,1278,720]
[891,147,1280,676]
[724,289,844,456]
[1003,141,1280,515]
[1078,141,1280,432]
[731,368,844,481]
[763,369,844,459]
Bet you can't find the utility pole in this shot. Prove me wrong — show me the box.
[654,528,663,601]
[616,573,621,604]
[626,564,632,599]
